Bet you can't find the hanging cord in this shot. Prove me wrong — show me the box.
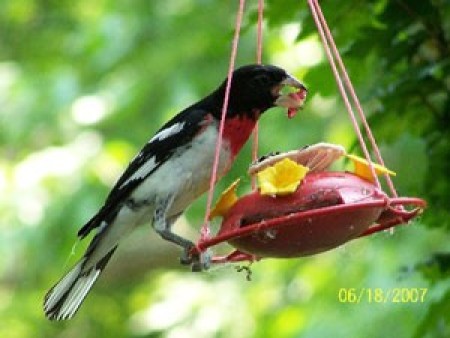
[310,2,398,197]
[311,1,398,198]
[255,0,264,65]
[251,0,265,189]
[307,0,382,190]
[201,0,246,241]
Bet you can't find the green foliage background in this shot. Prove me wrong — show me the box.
[1,1,449,337]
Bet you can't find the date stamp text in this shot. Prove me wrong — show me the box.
[338,288,428,304]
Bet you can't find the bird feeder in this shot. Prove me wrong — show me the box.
[191,151,425,264]
[189,0,426,267]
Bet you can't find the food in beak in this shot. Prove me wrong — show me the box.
[287,89,307,118]
[275,88,307,118]
[275,83,307,119]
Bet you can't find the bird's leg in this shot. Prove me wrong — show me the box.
[152,196,211,271]
[153,196,194,255]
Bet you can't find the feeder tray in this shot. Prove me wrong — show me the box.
[193,170,426,264]
[218,172,386,258]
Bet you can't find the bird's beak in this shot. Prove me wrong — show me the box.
[274,75,307,118]
[280,75,307,91]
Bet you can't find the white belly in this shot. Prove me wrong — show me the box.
[131,126,232,218]
[88,127,232,262]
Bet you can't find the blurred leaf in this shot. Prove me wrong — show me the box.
[415,252,450,283]
[414,287,450,338]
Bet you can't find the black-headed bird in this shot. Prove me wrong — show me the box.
[44,64,306,320]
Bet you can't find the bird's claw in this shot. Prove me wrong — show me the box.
[180,246,212,272]
[180,250,192,265]
[191,249,212,272]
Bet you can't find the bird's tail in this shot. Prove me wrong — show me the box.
[43,246,117,320]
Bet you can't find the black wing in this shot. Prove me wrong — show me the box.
[78,106,214,238]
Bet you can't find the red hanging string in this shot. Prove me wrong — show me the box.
[310,1,398,198]
[201,0,246,241]
[251,0,265,189]
[307,0,382,190]
[256,0,264,65]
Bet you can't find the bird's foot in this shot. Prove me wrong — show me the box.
[180,246,212,272]
[191,248,212,272]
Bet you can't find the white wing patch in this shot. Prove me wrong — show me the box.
[120,156,157,188]
[150,122,185,143]
[119,123,185,189]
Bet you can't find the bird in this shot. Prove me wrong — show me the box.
[43,64,307,320]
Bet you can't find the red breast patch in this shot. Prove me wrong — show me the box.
[223,115,257,157]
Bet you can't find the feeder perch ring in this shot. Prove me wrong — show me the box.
[190,172,426,265]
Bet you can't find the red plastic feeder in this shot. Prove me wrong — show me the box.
[218,172,386,257]
[194,172,426,264]
[188,0,427,266]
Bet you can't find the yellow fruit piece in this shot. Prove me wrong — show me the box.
[257,158,309,196]
[346,154,396,182]
[209,179,241,219]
